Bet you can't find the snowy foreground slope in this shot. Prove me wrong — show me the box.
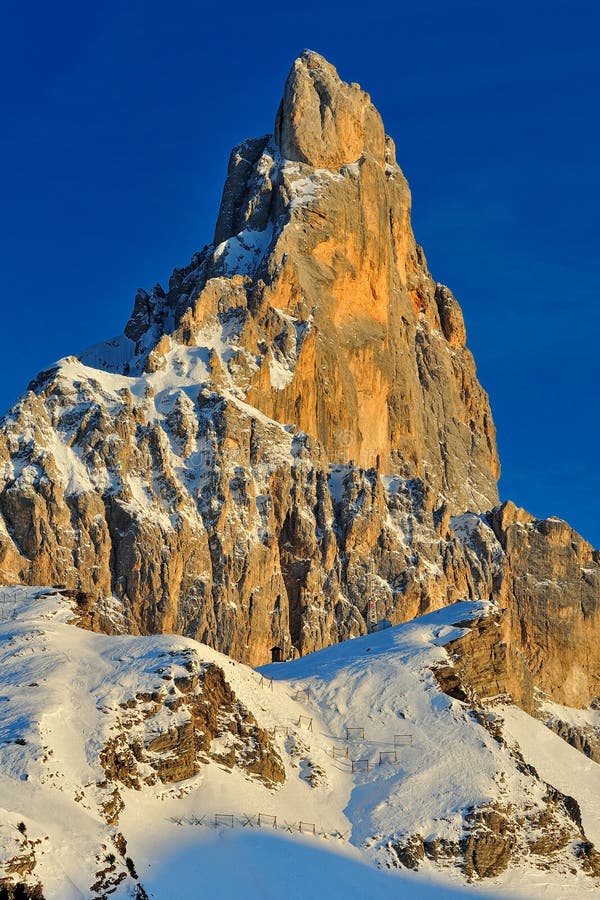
[0,589,599,899]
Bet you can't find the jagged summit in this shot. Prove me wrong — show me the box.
[274,50,387,168]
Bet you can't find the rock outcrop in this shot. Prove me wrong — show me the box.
[543,717,600,764]
[390,787,600,882]
[98,652,284,812]
[431,501,600,711]
[490,503,600,707]
[0,51,597,711]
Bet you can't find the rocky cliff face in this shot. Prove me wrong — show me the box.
[0,52,598,709]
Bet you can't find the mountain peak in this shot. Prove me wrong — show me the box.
[0,50,506,666]
[89,50,499,510]
[274,49,386,168]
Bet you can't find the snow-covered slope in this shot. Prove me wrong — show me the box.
[1,588,599,899]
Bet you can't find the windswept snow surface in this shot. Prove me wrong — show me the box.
[0,589,599,898]
[143,830,490,900]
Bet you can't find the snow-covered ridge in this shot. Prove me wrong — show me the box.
[1,588,599,899]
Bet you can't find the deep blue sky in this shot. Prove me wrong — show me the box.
[1,0,599,545]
